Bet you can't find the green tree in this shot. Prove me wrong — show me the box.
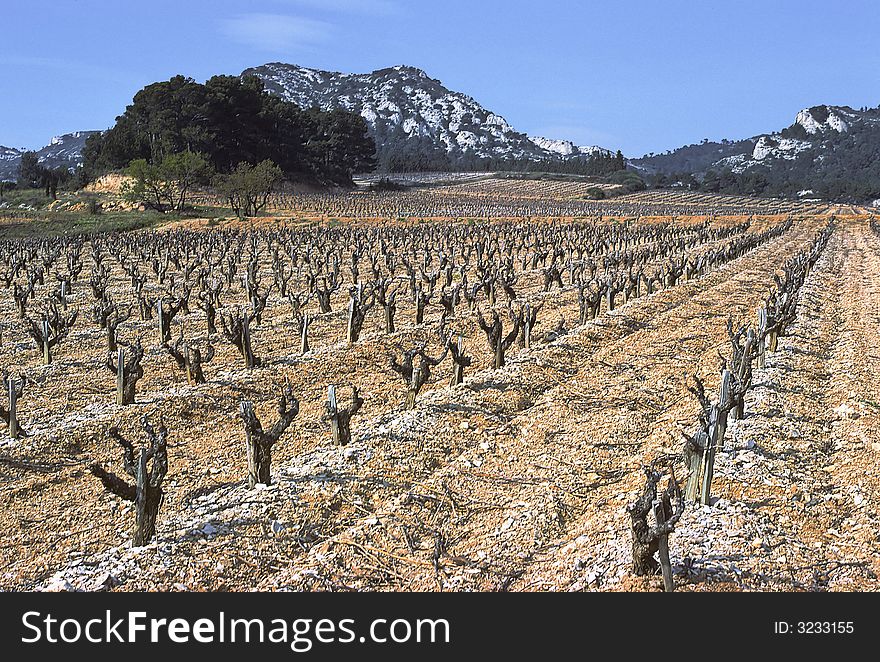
[40,167,69,200]
[609,169,646,192]
[652,173,669,189]
[304,107,376,182]
[83,74,375,187]
[81,115,149,179]
[701,170,720,193]
[122,151,212,213]
[216,160,283,218]
[17,151,40,188]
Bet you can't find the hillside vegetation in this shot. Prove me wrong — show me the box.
[82,75,376,187]
[634,105,880,202]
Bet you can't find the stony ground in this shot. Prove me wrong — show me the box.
[1,212,877,592]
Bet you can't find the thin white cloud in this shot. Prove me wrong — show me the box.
[279,0,397,15]
[219,13,332,53]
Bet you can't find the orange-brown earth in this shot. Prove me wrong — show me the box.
[0,211,877,592]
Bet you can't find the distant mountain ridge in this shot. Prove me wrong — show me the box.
[7,71,878,201]
[0,131,100,181]
[631,105,880,200]
[241,62,611,171]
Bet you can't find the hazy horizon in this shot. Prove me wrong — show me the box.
[2,0,878,157]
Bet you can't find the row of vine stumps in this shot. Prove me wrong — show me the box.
[0,214,816,571]
[628,219,834,590]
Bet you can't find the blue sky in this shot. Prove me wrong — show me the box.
[2,0,879,157]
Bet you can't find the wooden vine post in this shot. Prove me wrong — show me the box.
[156,299,164,345]
[407,365,422,409]
[41,319,50,365]
[756,307,767,368]
[390,345,448,409]
[449,334,471,386]
[652,468,677,592]
[107,340,145,406]
[167,334,214,384]
[768,293,786,351]
[184,344,195,384]
[731,329,754,420]
[300,312,310,354]
[220,310,260,368]
[345,283,375,344]
[7,376,16,439]
[520,302,543,349]
[684,428,709,502]
[324,385,364,446]
[683,370,733,505]
[346,296,356,343]
[605,283,616,312]
[89,416,169,547]
[627,462,683,587]
[245,317,258,367]
[115,347,125,405]
[700,369,732,506]
[2,372,26,439]
[477,309,520,370]
[239,381,299,488]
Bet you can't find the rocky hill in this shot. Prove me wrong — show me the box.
[0,131,100,181]
[631,105,880,200]
[242,63,611,171]
[2,65,617,179]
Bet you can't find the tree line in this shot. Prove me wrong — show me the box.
[81,74,376,187]
[639,105,880,203]
[649,155,880,201]
[15,152,72,200]
[374,138,628,176]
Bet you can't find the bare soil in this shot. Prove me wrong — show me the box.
[1,211,876,592]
